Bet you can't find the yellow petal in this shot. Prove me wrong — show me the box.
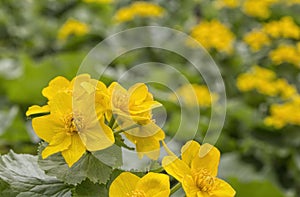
[42,76,70,100]
[181,140,200,167]
[182,175,199,197]
[26,105,50,117]
[61,134,86,167]
[128,83,148,105]
[137,172,170,197]
[48,92,72,116]
[32,115,64,142]
[42,132,71,159]
[109,172,140,197]
[79,119,114,151]
[208,178,236,197]
[125,134,161,160]
[162,156,191,182]
[191,143,220,177]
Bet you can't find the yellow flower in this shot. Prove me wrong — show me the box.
[243,29,271,52]
[237,65,298,99]
[242,0,278,19]
[57,18,90,41]
[109,172,170,197]
[171,84,217,107]
[26,75,114,167]
[269,44,300,67]
[114,1,164,23]
[263,17,300,39]
[163,141,235,197]
[264,95,300,128]
[109,82,165,160]
[190,20,235,54]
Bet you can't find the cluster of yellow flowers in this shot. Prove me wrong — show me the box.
[242,0,279,19]
[113,1,164,23]
[190,20,235,54]
[243,16,300,53]
[171,84,217,107]
[243,29,271,52]
[237,65,297,99]
[237,66,300,129]
[26,74,163,166]
[263,16,300,39]
[264,96,300,128]
[269,44,300,67]
[110,140,235,197]
[27,75,236,196]
[57,18,90,41]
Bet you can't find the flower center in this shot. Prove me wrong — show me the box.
[192,168,215,192]
[65,113,84,135]
[127,190,146,197]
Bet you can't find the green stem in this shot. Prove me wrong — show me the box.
[150,166,164,173]
[170,182,181,195]
[114,124,140,134]
[108,116,115,128]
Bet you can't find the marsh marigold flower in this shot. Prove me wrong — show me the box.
[243,29,271,52]
[114,1,164,23]
[109,172,170,197]
[190,20,235,54]
[163,141,235,197]
[109,82,165,160]
[263,17,300,39]
[26,75,114,167]
[264,96,300,128]
[242,0,278,19]
[171,84,217,107]
[57,18,89,41]
[269,44,300,67]
[237,66,297,99]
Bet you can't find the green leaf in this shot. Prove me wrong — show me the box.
[219,153,262,182]
[229,178,284,197]
[72,179,108,197]
[92,145,122,168]
[0,150,72,196]
[38,143,113,185]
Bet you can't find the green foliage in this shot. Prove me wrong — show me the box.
[0,150,72,196]
[38,143,114,185]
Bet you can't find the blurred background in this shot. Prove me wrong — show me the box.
[1,0,300,196]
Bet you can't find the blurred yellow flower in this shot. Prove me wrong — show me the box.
[57,18,90,41]
[242,0,279,19]
[265,96,300,128]
[269,44,300,67]
[237,66,297,99]
[109,82,165,160]
[109,172,170,197]
[171,84,217,107]
[243,29,271,52]
[26,75,114,167]
[190,20,235,54]
[263,17,300,39]
[114,1,164,23]
[163,141,235,197]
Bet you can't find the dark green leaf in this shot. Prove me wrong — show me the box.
[72,179,108,197]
